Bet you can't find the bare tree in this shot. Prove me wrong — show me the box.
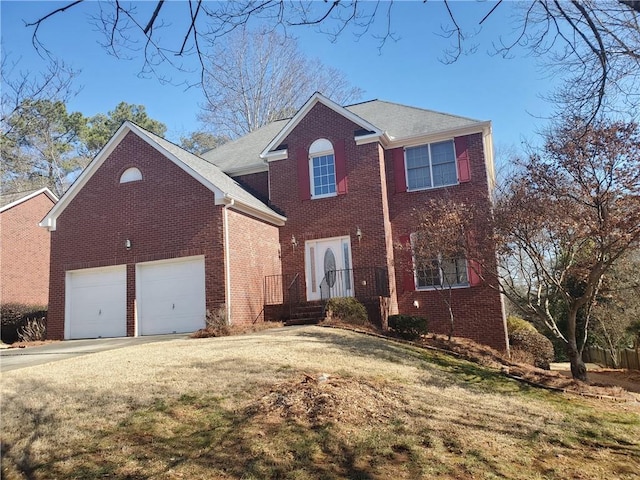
[198,28,363,138]
[23,1,640,121]
[492,117,640,380]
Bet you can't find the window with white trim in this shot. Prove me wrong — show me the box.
[120,167,143,183]
[410,233,469,289]
[406,140,456,190]
[309,139,336,198]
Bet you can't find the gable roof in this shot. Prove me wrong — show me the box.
[40,122,286,231]
[0,188,57,213]
[260,92,384,160]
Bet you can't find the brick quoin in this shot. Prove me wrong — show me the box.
[47,132,227,340]
[1,192,55,306]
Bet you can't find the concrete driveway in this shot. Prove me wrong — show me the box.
[0,334,187,372]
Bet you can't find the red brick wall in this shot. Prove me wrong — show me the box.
[1,193,55,306]
[269,102,393,298]
[47,132,226,340]
[386,132,508,351]
[227,209,281,324]
[232,171,269,205]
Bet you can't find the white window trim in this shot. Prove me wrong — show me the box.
[309,139,337,200]
[410,233,470,290]
[404,140,458,192]
[120,167,143,183]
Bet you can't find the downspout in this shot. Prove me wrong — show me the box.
[222,198,234,325]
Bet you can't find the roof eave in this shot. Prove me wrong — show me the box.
[385,121,491,149]
[219,194,286,226]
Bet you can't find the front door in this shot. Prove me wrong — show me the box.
[305,236,353,301]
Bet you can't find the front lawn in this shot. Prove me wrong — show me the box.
[1,326,639,479]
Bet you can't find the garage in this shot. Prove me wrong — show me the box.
[136,256,206,335]
[66,265,127,339]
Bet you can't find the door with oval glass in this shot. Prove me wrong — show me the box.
[305,236,354,301]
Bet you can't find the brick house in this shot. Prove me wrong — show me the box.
[41,93,508,350]
[1,188,57,306]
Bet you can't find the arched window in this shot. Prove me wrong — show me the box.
[308,139,336,198]
[120,167,143,183]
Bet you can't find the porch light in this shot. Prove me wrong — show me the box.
[125,239,132,250]
[291,235,298,249]
[356,227,362,243]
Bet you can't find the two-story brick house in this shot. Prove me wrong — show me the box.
[41,93,507,350]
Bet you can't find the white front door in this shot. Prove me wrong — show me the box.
[305,237,353,301]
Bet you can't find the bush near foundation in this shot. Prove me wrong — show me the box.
[1,303,47,344]
[325,298,368,325]
[388,314,428,340]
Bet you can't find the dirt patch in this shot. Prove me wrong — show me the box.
[248,373,405,426]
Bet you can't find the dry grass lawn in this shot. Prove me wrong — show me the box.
[1,326,639,479]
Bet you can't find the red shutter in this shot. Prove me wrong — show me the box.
[465,229,482,286]
[297,147,311,201]
[455,136,471,183]
[335,139,348,195]
[468,260,482,286]
[392,147,407,193]
[399,234,415,292]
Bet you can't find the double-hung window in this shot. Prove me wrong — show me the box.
[410,233,469,289]
[416,256,468,289]
[309,138,336,198]
[405,140,457,190]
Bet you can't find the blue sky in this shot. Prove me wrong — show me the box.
[1,1,556,160]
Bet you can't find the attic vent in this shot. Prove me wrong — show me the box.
[120,167,143,183]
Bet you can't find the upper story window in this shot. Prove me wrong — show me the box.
[405,140,457,190]
[120,167,143,183]
[309,139,336,199]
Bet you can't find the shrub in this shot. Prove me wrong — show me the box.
[388,314,428,340]
[1,303,47,344]
[324,297,368,325]
[18,317,47,342]
[191,305,230,338]
[506,315,537,334]
[509,329,555,370]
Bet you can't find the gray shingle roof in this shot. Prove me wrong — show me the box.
[201,99,485,175]
[346,100,484,140]
[201,120,287,174]
[133,125,285,224]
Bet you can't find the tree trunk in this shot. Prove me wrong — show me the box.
[567,306,588,381]
[567,340,588,381]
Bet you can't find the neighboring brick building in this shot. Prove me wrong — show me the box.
[1,188,57,306]
[42,93,508,351]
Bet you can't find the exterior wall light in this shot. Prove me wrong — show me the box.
[356,227,362,243]
[291,235,298,250]
[125,239,132,250]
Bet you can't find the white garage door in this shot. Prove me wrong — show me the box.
[137,256,206,335]
[66,265,127,340]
